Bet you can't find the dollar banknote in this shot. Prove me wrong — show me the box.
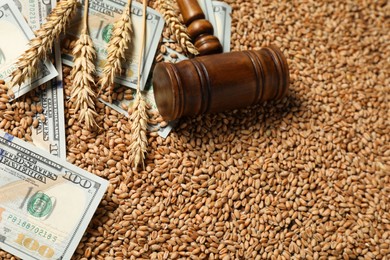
[198,0,217,34]
[213,1,232,52]
[101,46,185,138]
[0,130,108,260]
[12,0,52,31]
[16,0,67,159]
[61,0,164,91]
[0,0,58,100]
[30,43,67,159]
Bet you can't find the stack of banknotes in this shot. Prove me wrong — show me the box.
[0,0,231,259]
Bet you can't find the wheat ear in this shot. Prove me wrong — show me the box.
[70,0,98,130]
[99,0,133,102]
[155,0,199,56]
[10,0,78,87]
[129,0,149,169]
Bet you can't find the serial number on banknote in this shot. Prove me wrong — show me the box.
[6,213,58,243]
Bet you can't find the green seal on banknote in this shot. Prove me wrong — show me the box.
[27,192,53,218]
[102,24,113,43]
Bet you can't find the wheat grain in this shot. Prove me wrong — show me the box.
[66,0,390,258]
[2,0,390,259]
[69,0,98,130]
[10,0,78,87]
[154,0,198,56]
[0,82,42,142]
[99,0,133,103]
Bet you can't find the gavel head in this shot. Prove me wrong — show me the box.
[153,46,290,121]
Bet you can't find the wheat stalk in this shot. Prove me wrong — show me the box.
[129,0,149,170]
[10,0,78,87]
[69,0,98,130]
[155,0,199,56]
[99,0,133,102]
[128,94,148,169]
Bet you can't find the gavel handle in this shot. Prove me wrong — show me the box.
[177,0,223,55]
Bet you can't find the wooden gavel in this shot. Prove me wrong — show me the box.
[177,0,223,55]
[152,0,290,121]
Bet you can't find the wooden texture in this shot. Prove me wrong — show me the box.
[177,0,222,55]
[176,0,204,25]
[153,46,290,121]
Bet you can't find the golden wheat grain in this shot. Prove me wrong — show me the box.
[10,0,78,87]
[155,0,199,56]
[70,0,99,130]
[60,0,389,259]
[129,0,149,169]
[99,0,133,102]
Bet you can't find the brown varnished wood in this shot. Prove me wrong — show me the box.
[187,19,213,38]
[177,0,204,25]
[153,46,290,121]
[177,0,222,55]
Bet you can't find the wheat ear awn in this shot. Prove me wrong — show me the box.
[99,0,133,102]
[10,0,78,87]
[129,0,149,169]
[69,0,99,130]
[155,0,198,56]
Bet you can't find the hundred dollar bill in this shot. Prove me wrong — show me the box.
[101,46,184,138]
[30,43,67,159]
[0,131,109,260]
[213,1,232,52]
[61,0,164,90]
[0,0,58,100]
[198,0,217,35]
[17,0,67,159]
[13,0,53,31]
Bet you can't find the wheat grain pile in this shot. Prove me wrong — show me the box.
[1,0,389,259]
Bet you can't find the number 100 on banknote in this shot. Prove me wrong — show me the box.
[0,131,108,260]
